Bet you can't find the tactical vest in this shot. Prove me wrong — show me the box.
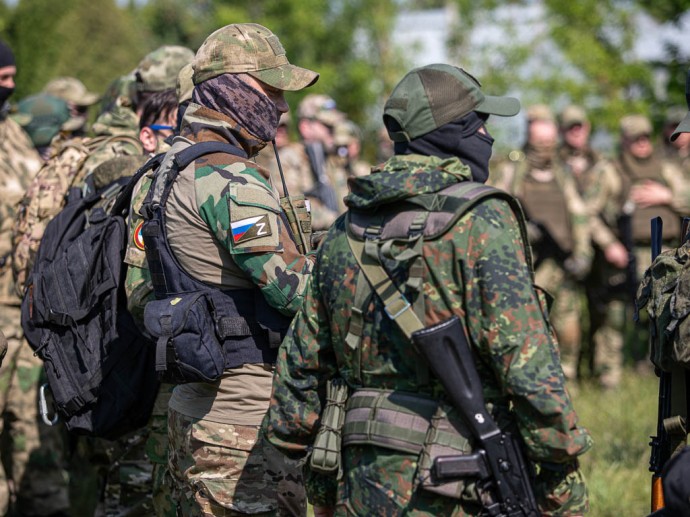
[514,161,573,254]
[618,156,681,243]
[312,181,536,501]
[141,141,292,383]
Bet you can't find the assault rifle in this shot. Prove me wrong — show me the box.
[649,216,690,512]
[412,316,539,517]
[304,141,339,213]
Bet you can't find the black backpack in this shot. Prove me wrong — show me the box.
[21,155,163,440]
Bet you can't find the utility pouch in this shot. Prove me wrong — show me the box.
[280,194,312,254]
[144,290,225,384]
[417,402,479,502]
[310,377,348,477]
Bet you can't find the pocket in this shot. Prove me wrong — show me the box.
[144,291,225,384]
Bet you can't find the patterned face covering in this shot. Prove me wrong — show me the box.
[192,73,280,143]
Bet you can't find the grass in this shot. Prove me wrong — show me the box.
[573,368,658,516]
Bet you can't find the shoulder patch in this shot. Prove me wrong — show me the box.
[133,220,145,250]
[231,214,273,244]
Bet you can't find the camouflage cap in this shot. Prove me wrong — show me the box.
[16,94,81,146]
[383,63,520,142]
[526,104,555,123]
[334,119,362,146]
[297,94,344,126]
[665,105,686,126]
[43,77,100,106]
[620,114,652,139]
[671,111,690,141]
[136,45,195,93]
[176,63,194,104]
[193,23,319,91]
[559,105,588,128]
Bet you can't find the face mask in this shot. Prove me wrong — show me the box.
[0,86,14,106]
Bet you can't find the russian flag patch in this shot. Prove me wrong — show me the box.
[230,214,272,244]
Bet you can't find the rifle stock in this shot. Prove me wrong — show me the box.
[412,316,539,517]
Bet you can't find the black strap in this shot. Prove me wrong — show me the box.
[110,152,167,216]
[173,141,248,170]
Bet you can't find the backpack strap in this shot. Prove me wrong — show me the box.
[110,152,166,216]
[173,141,248,171]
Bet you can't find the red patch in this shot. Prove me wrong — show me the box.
[134,221,145,250]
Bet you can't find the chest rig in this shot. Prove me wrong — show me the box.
[140,141,293,383]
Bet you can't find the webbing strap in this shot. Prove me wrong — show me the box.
[173,141,247,170]
[347,232,424,340]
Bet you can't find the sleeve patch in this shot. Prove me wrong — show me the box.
[231,214,273,244]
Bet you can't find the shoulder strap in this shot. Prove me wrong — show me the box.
[110,152,166,216]
[173,141,248,170]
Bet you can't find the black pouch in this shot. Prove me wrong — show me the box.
[144,290,225,384]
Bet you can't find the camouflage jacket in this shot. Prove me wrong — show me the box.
[0,110,42,306]
[263,154,592,515]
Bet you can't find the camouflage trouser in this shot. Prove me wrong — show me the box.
[535,261,583,381]
[0,309,69,516]
[147,384,176,517]
[168,408,306,516]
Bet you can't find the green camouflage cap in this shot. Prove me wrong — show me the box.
[193,23,319,91]
[671,111,690,141]
[17,94,81,146]
[136,45,195,93]
[559,105,588,128]
[383,63,520,142]
[620,114,652,139]
[43,76,100,106]
[297,94,344,126]
[176,63,194,103]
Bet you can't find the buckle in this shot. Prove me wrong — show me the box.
[384,293,410,320]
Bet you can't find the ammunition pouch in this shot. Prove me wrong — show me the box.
[310,378,348,476]
[280,194,312,254]
[341,388,482,502]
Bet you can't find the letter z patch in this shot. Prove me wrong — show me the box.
[230,215,273,244]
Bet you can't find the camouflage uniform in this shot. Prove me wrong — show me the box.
[501,106,592,381]
[147,24,317,516]
[263,153,592,515]
[558,106,629,388]
[0,103,50,514]
[263,63,591,516]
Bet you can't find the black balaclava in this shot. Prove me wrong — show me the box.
[394,111,494,183]
[0,40,16,107]
[192,73,279,143]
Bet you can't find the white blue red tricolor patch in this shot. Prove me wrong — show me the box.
[230,215,272,244]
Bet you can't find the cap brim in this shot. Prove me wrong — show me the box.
[476,95,521,117]
[76,92,101,106]
[671,111,690,141]
[249,64,319,92]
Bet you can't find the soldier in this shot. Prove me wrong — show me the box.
[262,63,591,516]
[333,119,371,178]
[558,105,629,389]
[661,106,690,177]
[502,104,592,382]
[142,23,318,516]
[0,39,62,516]
[295,93,347,229]
[15,93,82,160]
[42,76,100,135]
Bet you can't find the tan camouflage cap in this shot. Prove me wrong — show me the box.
[672,111,690,141]
[559,105,588,128]
[620,114,652,139]
[43,76,100,106]
[193,23,319,91]
[176,63,194,104]
[297,94,344,127]
[665,105,686,126]
[334,120,362,146]
[136,45,195,93]
[526,104,555,122]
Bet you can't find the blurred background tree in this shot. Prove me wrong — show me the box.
[1,0,689,157]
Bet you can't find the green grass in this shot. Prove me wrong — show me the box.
[573,368,658,516]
